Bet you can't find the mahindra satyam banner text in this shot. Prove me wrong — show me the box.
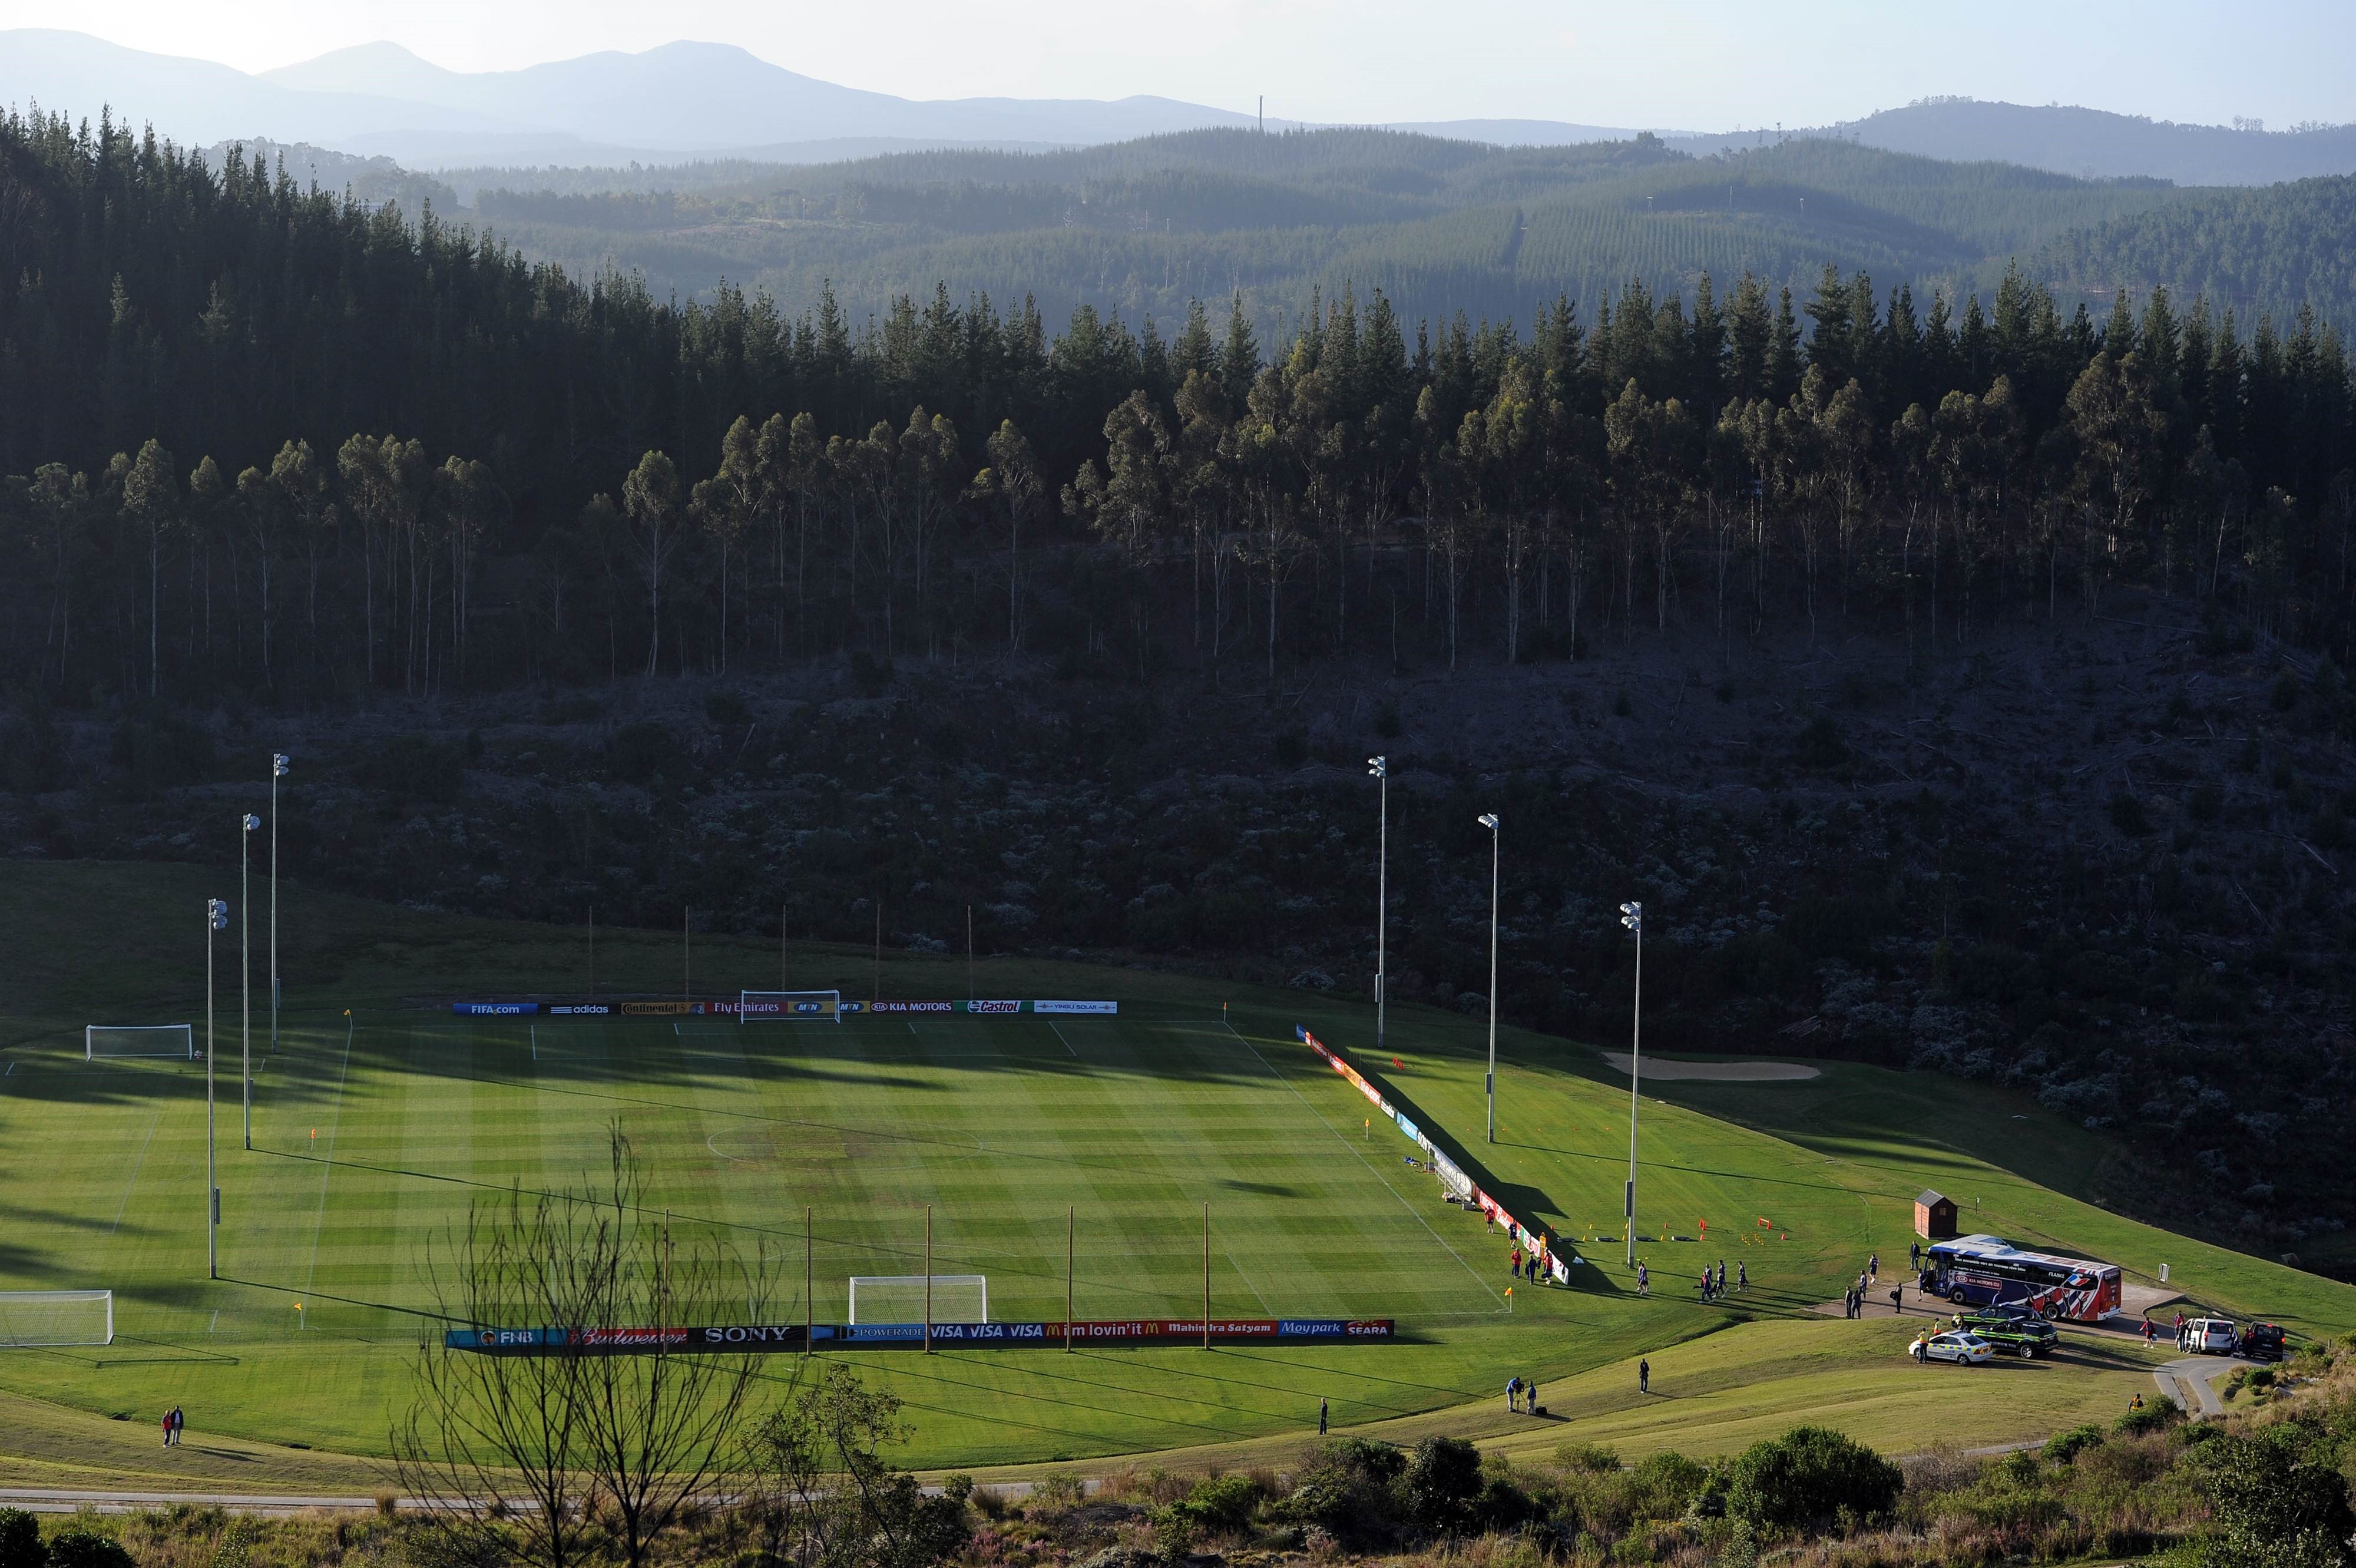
[449,1318,1393,1352]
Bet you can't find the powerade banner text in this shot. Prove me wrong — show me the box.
[449,1318,1391,1354]
[1297,1027,1574,1285]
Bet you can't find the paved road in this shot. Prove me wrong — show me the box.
[2155,1355,2236,1417]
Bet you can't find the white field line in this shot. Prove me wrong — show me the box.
[530,1024,537,1061]
[108,1103,166,1235]
[1047,1021,1079,1057]
[302,1015,357,1306]
[1221,1018,1505,1309]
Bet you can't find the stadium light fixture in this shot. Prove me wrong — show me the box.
[241,813,259,1149]
[1478,813,1500,1143]
[1369,757,1388,1047]
[206,897,228,1280]
[270,755,288,1069]
[1620,900,1643,1268]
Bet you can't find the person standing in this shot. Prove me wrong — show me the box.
[169,1405,183,1446]
[1318,1397,1329,1435]
[1736,1261,1747,1292]
[1909,1239,1921,1271]
[1526,1375,1540,1414]
[1639,1358,1650,1394]
[1511,1245,1524,1279]
[1507,1375,1521,1412]
[161,1410,173,1448]
[1869,1253,1879,1285]
[1637,1262,1649,1296]
[1889,1286,1902,1315]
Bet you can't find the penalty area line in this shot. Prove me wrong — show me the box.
[1046,1021,1079,1057]
[303,1013,357,1310]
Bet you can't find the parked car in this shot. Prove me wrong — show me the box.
[2181,1317,2239,1354]
[2239,1322,2288,1361]
[1953,1310,2060,1358]
[1911,1331,1997,1366]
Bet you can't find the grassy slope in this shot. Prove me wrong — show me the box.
[2,860,2348,1483]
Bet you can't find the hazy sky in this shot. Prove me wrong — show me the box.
[9,0,2352,128]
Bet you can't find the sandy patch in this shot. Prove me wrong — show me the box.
[1600,1051,1821,1082]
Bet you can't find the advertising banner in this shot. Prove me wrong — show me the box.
[1034,1000,1119,1015]
[452,1317,1394,1354]
[453,1001,538,1016]
[869,1000,956,1014]
[1297,1026,1573,1285]
[965,1000,1023,1014]
[545,1002,614,1017]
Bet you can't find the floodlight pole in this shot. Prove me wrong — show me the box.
[1066,1205,1074,1353]
[270,754,286,1067]
[924,1206,933,1355]
[1369,757,1388,1047]
[1621,901,1644,1268]
[803,1206,813,1358]
[241,813,257,1148]
[1479,813,1500,1142]
[206,898,226,1280]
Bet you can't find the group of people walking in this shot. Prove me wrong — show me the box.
[159,1405,184,1446]
[1696,1259,1745,1301]
[1507,1243,1552,1285]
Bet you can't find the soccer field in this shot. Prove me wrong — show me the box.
[6,867,2356,1473]
[1,1004,1542,1463]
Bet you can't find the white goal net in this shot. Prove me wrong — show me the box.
[87,1024,194,1060]
[0,1291,114,1347]
[848,1275,987,1324]
[740,990,841,1023]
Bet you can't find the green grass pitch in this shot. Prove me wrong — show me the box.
[4,861,2355,1476]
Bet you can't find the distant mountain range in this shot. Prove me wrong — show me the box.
[1,29,2351,187]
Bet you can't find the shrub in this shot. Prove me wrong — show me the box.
[604,722,675,785]
[363,733,465,802]
[1794,716,1849,768]
[706,690,750,726]
[1627,1451,1710,1521]
[1723,1426,1902,1534]
[1154,1472,1262,1550]
[0,1509,43,1568]
[1556,1443,1621,1474]
[2043,1425,2105,1464]
[2110,792,2153,836]
[1279,1438,1405,1542]
[43,1533,131,1568]
[108,706,216,798]
[1404,1436,1484,1535]
[2115,1400,2183,1437]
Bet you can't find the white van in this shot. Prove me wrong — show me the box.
[2182,1317,2238,1355]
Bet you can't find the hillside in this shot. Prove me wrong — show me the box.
[1675,101,2356,187]
[470,130,2202,330]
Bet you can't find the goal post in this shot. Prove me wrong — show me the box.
[87,1024,194,1060]
[739,990,842,1023]
[0,1291,114,1347]
[848,1275,987,1324]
